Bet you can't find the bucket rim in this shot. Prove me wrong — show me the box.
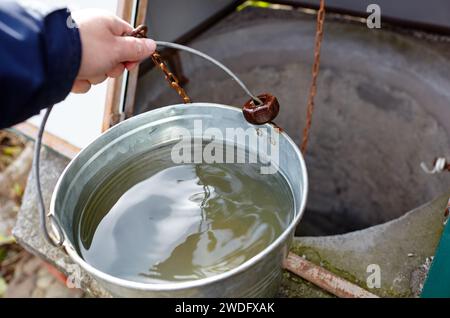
[50,102,309,292]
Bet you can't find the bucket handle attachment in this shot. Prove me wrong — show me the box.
[154,41,280,125]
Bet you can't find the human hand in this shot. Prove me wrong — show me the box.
[71,9,156,93]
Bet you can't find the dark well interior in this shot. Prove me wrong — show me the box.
[135,8,450,236]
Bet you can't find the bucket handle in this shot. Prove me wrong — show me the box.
[34,39,265,248]
[154,41,263,105]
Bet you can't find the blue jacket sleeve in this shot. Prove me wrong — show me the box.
[0,1,82,129]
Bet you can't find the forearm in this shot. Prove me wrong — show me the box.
[0,1,81,128]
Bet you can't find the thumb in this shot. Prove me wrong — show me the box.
[116,37,156,62]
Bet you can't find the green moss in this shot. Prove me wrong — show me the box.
[280,271,334,298]
[0,248,7,262]
[382,288,411,298]
[288,244,413,298]
[291,244,364,286]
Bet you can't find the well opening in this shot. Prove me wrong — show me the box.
[136,8,450,236]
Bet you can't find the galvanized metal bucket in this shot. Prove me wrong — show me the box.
[49,103,308,297]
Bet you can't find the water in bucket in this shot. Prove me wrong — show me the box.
[74,140,294,283]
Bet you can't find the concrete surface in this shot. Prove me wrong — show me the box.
[286,192,450,297]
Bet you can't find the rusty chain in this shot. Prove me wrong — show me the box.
[129,25,192,104]
[150,52,192,103]
[131,2,326,148]
[301,0,325,154]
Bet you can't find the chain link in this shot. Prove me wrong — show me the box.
[150,52,192,103]
[129,25,192,104]
[301,0,326,154]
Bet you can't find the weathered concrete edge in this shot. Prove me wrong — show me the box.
[288,191,450,297]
